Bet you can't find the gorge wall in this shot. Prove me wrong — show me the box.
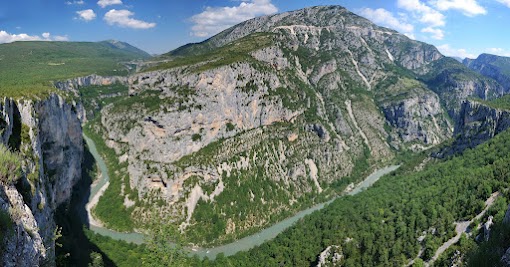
[0,94,83,267]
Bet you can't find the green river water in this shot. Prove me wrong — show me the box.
[83,133,400,259]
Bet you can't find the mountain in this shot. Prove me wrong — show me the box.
[464,53,510,90]
[3,5,510,266]
[99,40,151,59]
[60,5,506,248]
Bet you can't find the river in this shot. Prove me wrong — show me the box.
[83,133,400,259]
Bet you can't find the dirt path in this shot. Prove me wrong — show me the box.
[425,192,500,266]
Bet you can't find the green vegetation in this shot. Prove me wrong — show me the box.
[419,57,500,111]
[147,33,275,72]
[0,209,13,244]
[55,142,146,267]
[0,41,148,99]
[83,120,136,232]
[78,83,129,120]
[187,128,510,266]
[463,193,510,266]
[226,122,235,132]
[175,129,510,266]
[82,127,510,266]
[472,94,510,110]
[0,144,22,185]
[191,133,202,142]
[266,86,304,111]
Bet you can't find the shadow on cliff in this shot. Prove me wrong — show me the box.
[54,142,116,267]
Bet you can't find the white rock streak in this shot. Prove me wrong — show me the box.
[346,49,372,90]
[345,100,372,152]
[305,159,322,193]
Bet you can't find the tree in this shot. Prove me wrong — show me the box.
[89,252,104,267]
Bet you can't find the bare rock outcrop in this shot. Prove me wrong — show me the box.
[0,94,83,266]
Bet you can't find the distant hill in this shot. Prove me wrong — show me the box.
[99,40,151,59]
[464,53,510,90]
[0,41,150,98]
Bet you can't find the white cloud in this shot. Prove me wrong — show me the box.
[97,0,122,8]
[190,0,278,37]
[0,31,41,43]
[397,0,446,27]
[0,31,69,44]
[359,8,414,34]
[76,9,97,21]
[104,9,156,29]
[496,0,510,8]
[434,0,487,16]
[421,27,444,39]
[65,0,85,5]
[437,44,476,58]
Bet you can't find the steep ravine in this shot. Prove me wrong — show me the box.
[444,99,510,155]
[82,131,399,259]
[0,94,83,266]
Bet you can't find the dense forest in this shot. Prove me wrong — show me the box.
[56,121,510,266]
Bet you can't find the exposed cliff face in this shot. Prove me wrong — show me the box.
[83,5,461,245]
[54,74,128,97]
[0,94,82,266]
[419,57,506,118]
[381,90,452,150]
[464,54,510,91]
[450,100,510,153]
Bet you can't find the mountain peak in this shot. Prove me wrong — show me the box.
[165,5,401,58]
[99,40,151,59]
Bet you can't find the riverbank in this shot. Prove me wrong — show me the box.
[83,130,401,259]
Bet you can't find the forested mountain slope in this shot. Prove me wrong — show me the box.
[4,4,510,267]
[60,5,510,247]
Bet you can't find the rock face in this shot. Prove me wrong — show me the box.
[54,74,128,94]
[500,207,510,266]
[0,94,83,266]
[450,100,510,153]
[84,5,478,245]
[464,54,510,91]
[420,57,506,118]
[317,245,343,267]
[483,215,494,241]
[501,247,510,266]
[380,84,452,150]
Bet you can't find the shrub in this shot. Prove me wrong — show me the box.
[192,133,202,142]
[0,209,13,242]
[0,144,21,185]
[226,122,235,132]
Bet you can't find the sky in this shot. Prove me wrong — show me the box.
[0,0,509,58]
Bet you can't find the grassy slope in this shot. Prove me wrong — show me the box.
[146,33,274,72]
[0,41,149,99]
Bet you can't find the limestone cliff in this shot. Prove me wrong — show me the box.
[79,5,463,245]
[449,100,510,154]
[464,54,510,91]
[0,94,82,266]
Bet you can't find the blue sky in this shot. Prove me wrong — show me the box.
[0,0,509,58]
